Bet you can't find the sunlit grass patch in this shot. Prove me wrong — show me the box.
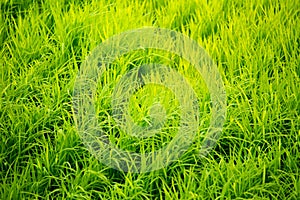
[1,0,299,199]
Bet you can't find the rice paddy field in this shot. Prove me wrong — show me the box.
[1,0,299,199]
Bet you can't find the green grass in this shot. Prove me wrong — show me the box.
[1,0,299,199]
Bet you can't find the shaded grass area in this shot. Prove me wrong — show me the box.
[1,0,299,199]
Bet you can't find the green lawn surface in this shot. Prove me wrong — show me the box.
[0,0,299,199]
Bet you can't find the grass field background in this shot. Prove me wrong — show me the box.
[1,0,299,199]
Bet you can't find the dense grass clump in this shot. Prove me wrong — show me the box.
[1,0,299,199]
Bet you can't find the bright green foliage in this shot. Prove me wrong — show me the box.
[1,0,299,199]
